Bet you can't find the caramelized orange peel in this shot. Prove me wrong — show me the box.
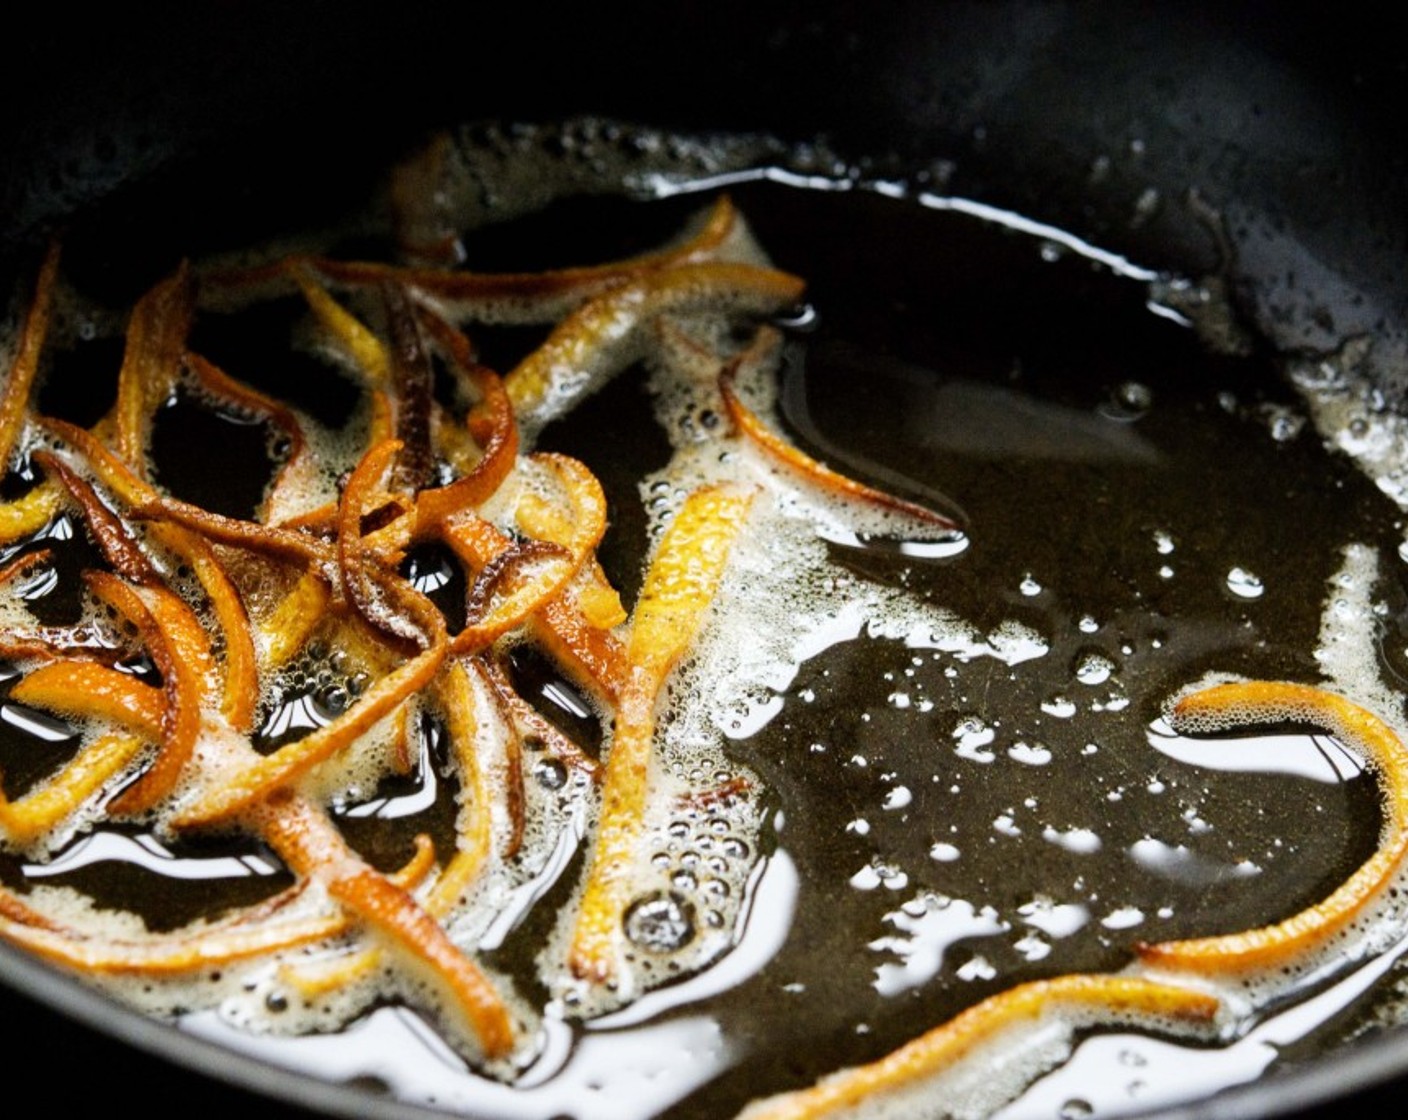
[504,261,805,431]
[304,193,744,324]
[568,483,754,983]
[719,340,961,533]
[1138,679,1408,973]
[735,975,1220,1120]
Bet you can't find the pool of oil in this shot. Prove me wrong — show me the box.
[3,144,1407,1120]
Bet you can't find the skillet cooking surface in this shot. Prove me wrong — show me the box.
[4,4,1408,1118]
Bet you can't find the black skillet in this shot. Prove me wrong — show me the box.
[3,3,1407,1117]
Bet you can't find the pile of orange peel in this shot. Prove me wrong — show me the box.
[1,184,1407,1117]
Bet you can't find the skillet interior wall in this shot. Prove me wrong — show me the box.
[5,0,1407,381]
[4,4,1408,1120]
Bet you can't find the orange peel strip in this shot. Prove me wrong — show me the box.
[736,975,1218,1120]
[33,450,159,584]
[0,734,145,845]
[504,261,805,430]
[0,483,62,546]
[12,660,165,734]
[412,309,519,531]
[569,483,754,982]
[254,791,514,1059]
[720,340,960,532]
[427,658,498,913]
[0,239,61,469]
[0,900,349,975]
[109,264,195,473]
[86,574,216,816]
[139,494,334,568]
[307,194,741,323]
[1138,679,1408,972]
[286,260,390,385]
[149,521,260,732]
[183,351,317,525]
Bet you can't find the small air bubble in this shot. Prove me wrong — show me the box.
[1104,381,1152,420]
[624,892,695,953]
[1226,567,1265,599]
[1075,653,1114,686]
[533,757,567,790]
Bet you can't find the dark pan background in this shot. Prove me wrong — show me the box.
[3,3,1407,1117]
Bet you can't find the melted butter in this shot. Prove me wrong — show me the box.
[4,120,1408,1119]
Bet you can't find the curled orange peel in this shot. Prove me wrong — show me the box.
[1138,679,1408,972]
[0,734,145,845]
[504,261,805,431]
[719,339,960,533]
[183,351,318,525]
[86,574,215,816]
[735,975,1219,1120]
[108,264,194,472]
[306,194,743,324]
[253,790,515,1059]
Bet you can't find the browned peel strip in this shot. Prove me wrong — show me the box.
[183,351,315,524]
[736,976,1218,1120]
[384,282,435,491]
[720,348,960,532]
[1138,680,1408,972]
[0,240,61,469]
[33,451,159,584]
[86,574,214,816]
[309,194,741,318]
[109,264,195,472]
[504,261,806,427]
[254,791,514,1058]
